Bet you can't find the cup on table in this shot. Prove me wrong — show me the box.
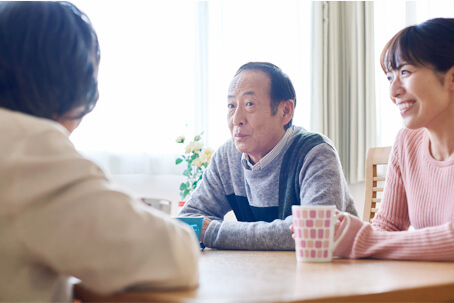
[140,198,171,215]
[175,217,204,242]
[292,205,351,262]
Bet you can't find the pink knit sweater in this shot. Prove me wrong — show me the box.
[334,128,454,261]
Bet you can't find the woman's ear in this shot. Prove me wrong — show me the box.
[447,65,454,91]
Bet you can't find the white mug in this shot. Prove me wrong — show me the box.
[292,205,351,262]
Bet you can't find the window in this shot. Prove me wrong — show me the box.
[204,0,312,148]
[69,0,312,155]
[374,0,454,147]
[70,0,198,153]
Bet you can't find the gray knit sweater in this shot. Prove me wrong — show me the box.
[180,126,357,250]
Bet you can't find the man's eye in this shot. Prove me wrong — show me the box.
[227,104,235,109]
[246,102,254,106]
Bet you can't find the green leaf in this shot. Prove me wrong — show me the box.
[180,183,187,190]
[183,170,190,177]
[180,191,187,200]
[175,158,183,165]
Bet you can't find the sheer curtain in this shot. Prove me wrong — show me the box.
[311,0,454,184]
[374,0,454,148]
[204,0,312,149]
[70,0,198,155]
[311,1,376,184]
[68,0,313,176]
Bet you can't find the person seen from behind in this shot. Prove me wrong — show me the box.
[0,2,199,301]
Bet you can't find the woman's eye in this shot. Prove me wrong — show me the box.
[246,102,254,106]
[401,70,409,75]
[227,104,235,109]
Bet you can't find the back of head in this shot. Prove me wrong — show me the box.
[0,1,100,120]
[235,62,296,129]
[381,18,454,74]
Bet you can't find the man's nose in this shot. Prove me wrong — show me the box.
[232,107,245,126]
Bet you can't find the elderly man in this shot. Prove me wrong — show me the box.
[180,62,357,250]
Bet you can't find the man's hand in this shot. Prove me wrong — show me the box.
[200,217,212,243]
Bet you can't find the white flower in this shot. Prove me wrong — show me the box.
[200,147,214,163]
[176,136,185,143]
[193,157,202,167]
[193,141,204,152]
[185,141,194,153]
[185,141,204,153]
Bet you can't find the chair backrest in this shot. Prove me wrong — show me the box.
[363,146,392,223]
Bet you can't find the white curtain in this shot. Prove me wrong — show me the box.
[374,0,454,148]
[204,0,312,149]
[311,1,376,184]
[69,0,313,176]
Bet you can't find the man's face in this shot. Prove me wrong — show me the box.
[227,70,287,164]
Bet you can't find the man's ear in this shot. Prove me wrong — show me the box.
[280,99,294,125]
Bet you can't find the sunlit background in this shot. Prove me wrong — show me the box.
[70,0,454,159]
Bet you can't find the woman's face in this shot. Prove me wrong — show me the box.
[386,62,454,130]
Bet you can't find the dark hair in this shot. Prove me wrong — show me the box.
[381,18,454,74]
[0,1,100,120]
[235,62,296,130]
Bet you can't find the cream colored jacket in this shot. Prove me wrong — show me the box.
[0,108,199,302]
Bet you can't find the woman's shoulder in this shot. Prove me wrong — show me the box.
[0,108,75,157]
[0,108,68,139]
[394,127,426,147]
[392,128,428,163]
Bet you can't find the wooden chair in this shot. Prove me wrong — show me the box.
[362,146,392,223]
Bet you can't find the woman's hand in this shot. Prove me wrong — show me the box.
[289,224,295,239]
[290,211,344,240]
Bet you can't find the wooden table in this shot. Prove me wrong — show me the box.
[74,250,454,302]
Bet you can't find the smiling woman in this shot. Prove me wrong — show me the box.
[332,17,454,262]
[373,0,454,147]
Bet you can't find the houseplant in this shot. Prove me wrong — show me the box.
[175,133,214,201]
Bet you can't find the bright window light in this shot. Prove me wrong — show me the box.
[69,0,311,154]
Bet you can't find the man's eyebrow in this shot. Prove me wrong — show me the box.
[228,91,255,99]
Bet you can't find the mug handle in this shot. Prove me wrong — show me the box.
[331,212,351,251]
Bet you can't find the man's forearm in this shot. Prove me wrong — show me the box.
[203,217,295,250]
